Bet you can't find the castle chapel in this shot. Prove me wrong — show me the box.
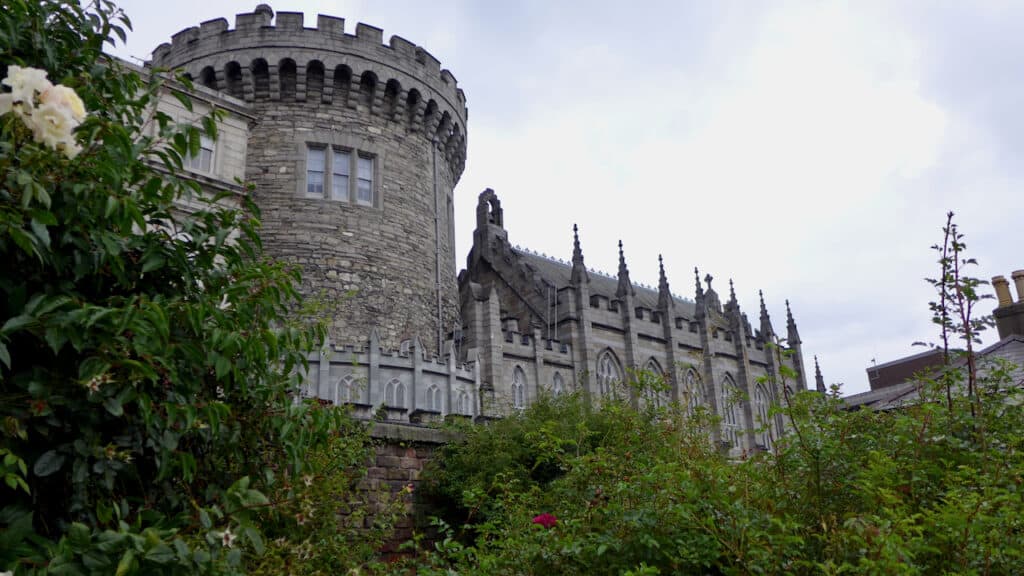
[153,5,809,454]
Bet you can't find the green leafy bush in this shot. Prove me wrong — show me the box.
[0,1,386,573]
[404,216,1024,575]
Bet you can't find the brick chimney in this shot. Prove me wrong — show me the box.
[992,270,1024,339]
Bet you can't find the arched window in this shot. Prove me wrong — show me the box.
[251,59,269,100]
[455,391,471,415]
[383,78,401,119]
[511,366,526,409]
[199,66,217,90]
[423,99,439,132]
[720,375,742,449]
[552,372,565,397]
[333,64,352,107]
[405,88,422,128]
[427,384,442,412]
[279,58,297,100]
[385,378,405,408]
[753,383,773,449]
[435,110,452,143]
[358,70,377,111]
[642,358,668,408]
[224,61,243,99]
[683,369,704,415]
[306,60,325,102]
[334,374,355,404]
[596,350,623,398]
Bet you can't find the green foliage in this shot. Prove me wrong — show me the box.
[0,1,382,573]
[400,214,1024,575]
[405,374,1024,575]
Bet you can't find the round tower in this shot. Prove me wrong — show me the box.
[153,4,467,354]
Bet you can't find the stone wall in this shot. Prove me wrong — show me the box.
[302,330,479,422]
[352,423,452,550]
[153,5,467,356]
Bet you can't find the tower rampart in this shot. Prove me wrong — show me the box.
[153,5,467,354]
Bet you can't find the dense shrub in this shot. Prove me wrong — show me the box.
[406,218,1024,575]
[406,365,1024,575]
[0,1,393,573]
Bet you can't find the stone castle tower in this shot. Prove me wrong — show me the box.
[151,5,809,452]
[153,4,467,355]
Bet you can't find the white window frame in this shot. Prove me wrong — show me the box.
[302,142,379,206]
[305,146,326,197]
[185,134,215,173]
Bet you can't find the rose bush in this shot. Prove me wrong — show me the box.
[0,1,391,574]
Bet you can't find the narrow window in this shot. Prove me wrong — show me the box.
[552,373,565,397]
[357,154,374,205]
[512,367,526,409]
[185,134,214,172]
[306,146,325,197]
[332,149,351,201]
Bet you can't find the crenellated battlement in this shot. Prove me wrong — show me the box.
[150,5,467,178]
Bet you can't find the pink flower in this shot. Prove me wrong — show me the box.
[532,513,557,529]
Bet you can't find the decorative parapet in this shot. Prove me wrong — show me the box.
[303,331,480,423]
[150,5,467,179]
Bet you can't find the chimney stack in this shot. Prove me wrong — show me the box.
[993,268,1024,339]
[1013,270,1024,302]
[993,276,1013,307]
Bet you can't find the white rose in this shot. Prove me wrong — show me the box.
[29,101,81,158]
[0,93,11,116]
[2,65,52,105]
[39,84,85,122]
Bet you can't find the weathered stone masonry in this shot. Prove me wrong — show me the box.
[153,5,810,458]
[153,4,467,356]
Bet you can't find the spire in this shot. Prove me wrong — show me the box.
[616,240,633,297]
[694,267,704,299]
[759,290,775,339]
[657,255,673,310]
[572,224,582,263]
[570,224,589,284]
[724,278,741,318]
[814,355,826,394]
[786,299,801,345]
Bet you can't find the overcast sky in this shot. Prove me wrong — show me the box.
[110,0,1024,395]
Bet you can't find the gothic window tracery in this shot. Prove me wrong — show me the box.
[511,366,526,409]
[384,378,405,408]
[753,383,773,449]
[720,375,743,449]
[335,373,355,404]
[427,384,442,412]
[456,391,471,415]
[596,350,623,399]
[642,358,668,408]
[683,369,704,415]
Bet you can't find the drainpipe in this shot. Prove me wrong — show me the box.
[432,137,443,355]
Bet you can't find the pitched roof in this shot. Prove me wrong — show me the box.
[511,247,697,317]
[844,335,1024,409]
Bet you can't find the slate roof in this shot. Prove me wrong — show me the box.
[844,335,1024,410]
[511,247,698,318]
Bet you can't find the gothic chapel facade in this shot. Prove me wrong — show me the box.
[153,5,808,455]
